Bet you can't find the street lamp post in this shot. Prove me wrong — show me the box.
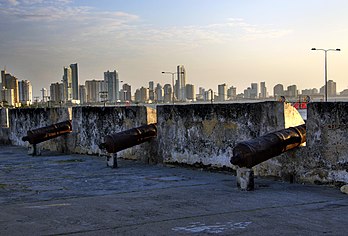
[162,72,176,105]
[311,48,341,102]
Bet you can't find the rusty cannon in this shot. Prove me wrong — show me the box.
[230,124,306,190]
[22,120,72,156]
[99,123,157,168]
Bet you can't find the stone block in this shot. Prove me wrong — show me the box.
[340,185,348,195]
[237,167,254,191]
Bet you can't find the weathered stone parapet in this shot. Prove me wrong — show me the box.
[68,106,157,163]
[304,102,348,184]
[8,108,71,152]
[157,102,302,168]
[255,102,348,185]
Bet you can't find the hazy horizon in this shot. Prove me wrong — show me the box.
[1,0,347,97]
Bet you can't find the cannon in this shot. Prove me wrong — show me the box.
[99,123,157,168]
[230,124,306,190]
[22,120,72,145]
[231,124,306,168]
[22,120,72,156]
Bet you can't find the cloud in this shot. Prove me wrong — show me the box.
[4,0,19,6]
[223,18,293,40]
[0,0,137,23]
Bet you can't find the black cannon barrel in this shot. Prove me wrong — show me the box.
[22,120,72,145]
[100,123,157,153]
[231,124,306,168]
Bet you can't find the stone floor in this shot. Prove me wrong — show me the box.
[0,145,347,235]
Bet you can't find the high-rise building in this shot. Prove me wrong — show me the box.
[196,87,205,101]
[204,89,213,102]
[227,86,237,100]
[18,80,32,105]
[244,87,251,99]
[176,65,186,101]
[185,84,195,101]
[70,63,79,100]
[1,89,15,106]
[273,84,284,97]
[120,83,132,102]
[2,72,19,106]
[104,70,119,102]
[155,83,163,102]
[79,85,87,104]
[1,70,5,86]
[149,81,155,101]
[50,82,65,103]
[250,83,258,99]
[218,84,227,101]
[327,80,337,97]
[63,63,79,101]
[134,87,149,103]
[63,66,72,101]
[287,85,298,98]
[41,88,48,102]
[85,80,106,103]
[260,82,267,99]
[163,84,172,103]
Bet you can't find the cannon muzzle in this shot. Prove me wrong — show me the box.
[100,123,157,153]
[22,120,72,145]
[231,124,306,168]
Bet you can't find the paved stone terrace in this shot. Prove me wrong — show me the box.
[0,145,347,235]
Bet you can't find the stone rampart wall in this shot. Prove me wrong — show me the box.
[242,102,348,185]
[1,102,347,185]
[157,102,304,168]
[8,108,72,152]
[69,106,157,163]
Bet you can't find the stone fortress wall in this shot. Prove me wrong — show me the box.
[0,101,347,185]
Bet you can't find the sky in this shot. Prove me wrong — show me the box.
[0,0,348,97]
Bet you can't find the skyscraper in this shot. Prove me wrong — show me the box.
[121,83,132,102]
[85,80,106,103]
[149,81,155,101]
[50,82,65,103]
[104,70,119,102]
[250,83,258,99]
[260,82,267,99]
[1,70,5,87]
[70,63,79,100]
[227,86,237,100]
[163,84,172,103]
[218,83,227,101]
[327,80,337,97]
[155,83,163,102]
[18,80,32,105]
[185,84,195,101]
[63,66,72,101]
[273,84,284,97]
[41,88,48,102]
[176,65,186,101]
[79,85,87,104]
[63,63,79,101]
[287,85,298,98]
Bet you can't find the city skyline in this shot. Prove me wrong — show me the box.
[1,0,348,97]
[2,65,348,107]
